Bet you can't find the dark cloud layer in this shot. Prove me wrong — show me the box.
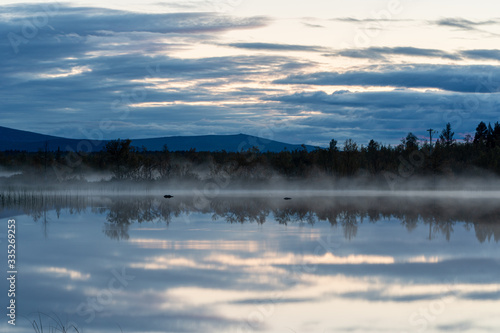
[328,46,500,63]
[275,64,500,93]
[461,49,500,61]
[1,4,269,36]
[330,47,460,60]
[266,89,500,144]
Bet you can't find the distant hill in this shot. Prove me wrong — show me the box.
[0,126,108,152]
[0,126,318,153]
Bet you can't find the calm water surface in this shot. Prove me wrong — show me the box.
[1,194,499,333]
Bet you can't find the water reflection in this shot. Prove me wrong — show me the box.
[1,192,500,333]
[1,192,499,242]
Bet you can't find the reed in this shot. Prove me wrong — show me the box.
[30,312,80,333]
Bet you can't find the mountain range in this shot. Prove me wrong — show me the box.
[0,126,317,153]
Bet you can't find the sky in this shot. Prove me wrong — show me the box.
[1,0,500,147]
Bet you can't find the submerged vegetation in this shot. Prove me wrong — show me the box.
[0,122,500,188]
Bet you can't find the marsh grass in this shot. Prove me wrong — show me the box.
[28,312,125,333]
[29,312,80,333]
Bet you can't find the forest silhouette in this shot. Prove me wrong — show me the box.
[1,121,500,186]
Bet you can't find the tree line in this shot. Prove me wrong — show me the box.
[1,121,499,182]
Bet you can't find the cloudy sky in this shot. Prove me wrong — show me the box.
[1,0,500,146]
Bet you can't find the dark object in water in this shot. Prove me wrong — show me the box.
[284,197,292,200]
[163,195,174,199]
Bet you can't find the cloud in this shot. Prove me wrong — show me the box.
[435,321,476,332]
[333,17,500,37]
[302,22,325,28]
[1,4,269,36]
[265,89,500,144]
[267,90,456,109]
[0,4,314,140]
[329,47,460,61]
[231,296,315,304]
[336,287,500,303]
[435,18,498,31]
[0,5,269,63]
[226,42,326,52]
[337,289,449,303]
[332,17,410,23]
[434,18,500,37]
[0,52,306,134]
[274,64,500,93]
[0,4,271,70]
[461,49,500,61]
[329,46,500,62]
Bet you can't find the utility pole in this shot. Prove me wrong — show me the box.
[427,128,436,154]
[427,128,438,189]
[44,140,48,181]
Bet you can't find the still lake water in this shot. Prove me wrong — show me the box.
[1,192,499,333]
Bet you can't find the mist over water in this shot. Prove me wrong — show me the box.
[4,170,500,195]
[2,191,499,242]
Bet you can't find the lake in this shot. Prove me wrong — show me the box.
[1,192,499,333]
